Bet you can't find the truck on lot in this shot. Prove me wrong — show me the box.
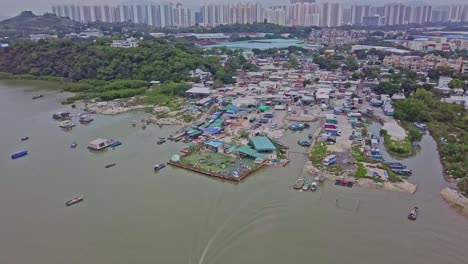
[259,118,269,124]
[322,155,337,166]
[325,129,342,136]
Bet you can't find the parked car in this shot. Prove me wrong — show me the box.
[297,141,311,147]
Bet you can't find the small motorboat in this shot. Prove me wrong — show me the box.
[335,179,354,188]
[157,139,166,145]
[302,179,311,191]
[392,168,413,176]
[297,140,311,147]
[310,182,318,191]
[110,141,122,148]
[53,111,71,120]
[154,163,166,171]
[59,120,76,129]
[65,195,84,206]
[32,94,43,100]
[385,162,406,170]
[79,115,94,123]
[21,136,29,141]
[293,177,305,189]
[11,150,28,159]
[105,163,116,168]
[408,206,419,220]
[70,142,77,148]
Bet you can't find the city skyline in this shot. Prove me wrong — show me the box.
[45,1,468,28]
[2,0,468,20]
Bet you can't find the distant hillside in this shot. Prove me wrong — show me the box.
[0,11,83,39]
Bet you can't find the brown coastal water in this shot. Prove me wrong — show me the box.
[0,81,467,264]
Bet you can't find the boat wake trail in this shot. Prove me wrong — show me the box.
[194,189,286,264]
[204,201,286,264]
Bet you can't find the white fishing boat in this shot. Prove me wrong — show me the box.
[59,120,76,128]
[88,138,114,150]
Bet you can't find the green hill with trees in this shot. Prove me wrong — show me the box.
[0,11,83,39]
[0,38,235,104]
[0,38,224,82]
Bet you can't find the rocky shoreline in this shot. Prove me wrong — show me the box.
[303,161,417,194]
[440,188,468,217]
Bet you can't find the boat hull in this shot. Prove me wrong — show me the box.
[11,151,28,159]
[154,164,166,171]
[66,196,84,206]
[110,141,122,147]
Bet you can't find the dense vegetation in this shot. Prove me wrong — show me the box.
[393,89,467,187]
[0,11,83,39]
[0,38,225,83]
[144,82,191,109]
[380,129,413,156]
[0,38,235,104]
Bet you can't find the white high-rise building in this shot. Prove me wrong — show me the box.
[264,6,287,26]
[320,1,343,27]
[409,5,432,24]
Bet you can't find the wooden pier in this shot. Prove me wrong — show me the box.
[167,160,266,182]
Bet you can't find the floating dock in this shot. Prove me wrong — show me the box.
[167,160,265,182]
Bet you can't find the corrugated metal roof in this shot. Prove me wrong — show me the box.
[249,136,276,152]
[234,145,267,159]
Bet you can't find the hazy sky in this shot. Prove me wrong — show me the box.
[0,0,466,20]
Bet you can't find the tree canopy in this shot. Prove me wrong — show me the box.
[0,38,223,83]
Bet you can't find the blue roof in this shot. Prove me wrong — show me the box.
[204,127,222,135]
[205,139,224,148]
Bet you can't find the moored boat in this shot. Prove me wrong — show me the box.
[79,115,94,123]
[335,179,354,188]
[110,141,122,147]
[154,163,166,171]
[293,177,305,189]
[310,182,318,191]
[105,163,116,168]
[157,139,166,145]
[88,138,114,150]
[65,195,84,206]
[392,168,413,176]
[53,111,71,120]
[302,179,311,191]
[11,150,28,159]
[59,120,76,128]
[408,206,418,220]
[384,162,406,169]
[32,94,43,100]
